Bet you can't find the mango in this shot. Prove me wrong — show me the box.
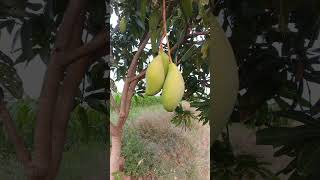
[145,55,166,95]
[161,63,185,112]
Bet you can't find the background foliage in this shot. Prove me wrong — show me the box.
[211,0,320,179]
[112,0,320,179]
[0,99,107,157]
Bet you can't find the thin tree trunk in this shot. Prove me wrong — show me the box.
[110,133,122,180]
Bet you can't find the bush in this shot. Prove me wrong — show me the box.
[121,128,158,177]
[121,111,201,179]
[0,98,106,155]
[113,93,161,108]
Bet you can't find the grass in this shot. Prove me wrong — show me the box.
[112,98,210,180]
[0,95,209,179]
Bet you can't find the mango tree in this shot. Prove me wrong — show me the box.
[110,0,222,178]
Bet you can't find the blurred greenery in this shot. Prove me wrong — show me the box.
[0,98,106,156]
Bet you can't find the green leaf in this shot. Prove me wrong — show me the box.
[140,0,147,22]
[26,2,43,11]
[275,111,320,127]
[274,145,294,157]
[297,96,311,107]
[256,126,320,146]
[297,143,320,176]
[288,171,307,180]
[11,27,21,52]
[199,0,209,6]
[180,44,197,63]
[6,21,15,34]
[180,0,193,19]
[150,29,160,54]
[77,106,89,143]
[0,51,14,66]
[0,20,15,29]
[85,92,107,101]
[119,17,127,33]
[135,17,145,30]
[85,97,108,114]
[149,9,161,54]
[15,20,34,65]
[0,53,23,99]
[39,47,50,65]
[274,96,290,110]
[304,72,320,84]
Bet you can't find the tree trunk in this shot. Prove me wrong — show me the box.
[110,133,122,180]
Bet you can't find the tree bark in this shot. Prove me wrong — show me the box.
[110,131,122,180]
[45,6,88,179]
[31,0,88,177]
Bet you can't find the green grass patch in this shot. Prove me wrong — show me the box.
[113,93,161,108]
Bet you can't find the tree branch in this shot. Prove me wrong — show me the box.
[117,33,150,129]
[110,94,120,114]
[171,26,190,53]
[125,79,139,116]
[46,9,96,180]
[129,69,146,83]
[32,0,88,177]
[0,103,31,169]
[129,30,189,83]
[61,29,108,67]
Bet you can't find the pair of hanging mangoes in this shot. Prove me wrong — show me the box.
[145,50,185,112]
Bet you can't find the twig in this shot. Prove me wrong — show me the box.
[129,69,146,83]
[171,26,190,53]
[162,0,172,63]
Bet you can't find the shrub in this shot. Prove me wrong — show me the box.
[0,99,106,155]
[121,111,200,179]
[121,128,158,177]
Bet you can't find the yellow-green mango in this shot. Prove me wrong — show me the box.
[159,51,169,75]
[119,17,126,33]
[208,15,239,144]
[145,55,165,96]
[161,63,185,112]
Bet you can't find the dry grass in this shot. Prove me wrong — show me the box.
[125,101,210,180]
